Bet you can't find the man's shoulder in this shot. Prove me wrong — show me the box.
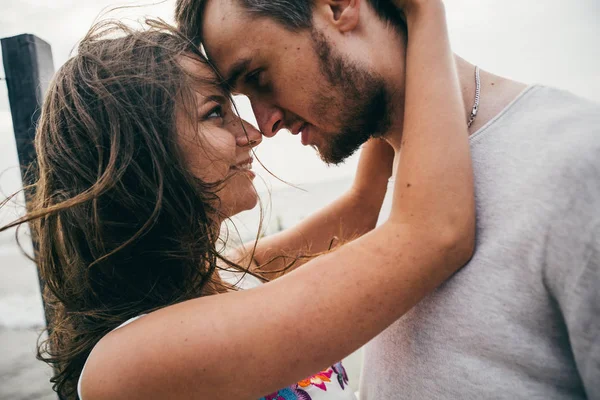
[479,85,600,165]
[524,87,600,238]
[524,87,600,198]
[472,85,600,220]
[520,85,600,132]
[536,87,600,170]
[479,85,598,129]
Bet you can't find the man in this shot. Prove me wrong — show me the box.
[175,0,600,398]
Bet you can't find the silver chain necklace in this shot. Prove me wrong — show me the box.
[467,66,481,128]
[389,66,481,184]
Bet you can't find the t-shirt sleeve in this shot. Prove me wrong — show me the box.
[555,223,600,399]
[543,151,600,399]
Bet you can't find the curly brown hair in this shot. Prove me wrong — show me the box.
[1,19,260,399]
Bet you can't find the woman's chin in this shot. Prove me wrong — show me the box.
[223,192,259,218]
[238,194,259,214]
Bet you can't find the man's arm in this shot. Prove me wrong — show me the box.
[544,151,600,399]
[574,225,600,399]
[547,221,600,399]
[234,138,395,279]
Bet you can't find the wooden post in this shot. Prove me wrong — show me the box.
[1,34,55,331]
[2,34,54,186]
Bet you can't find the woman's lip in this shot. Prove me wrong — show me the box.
[231,168,256,179]
[232,157,253,168]
[230,156,255,179]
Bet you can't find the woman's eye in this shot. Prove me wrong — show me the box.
[205,105,224,120]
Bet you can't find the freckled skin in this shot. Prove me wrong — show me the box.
[176,58,263,218]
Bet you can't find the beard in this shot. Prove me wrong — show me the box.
[309,30,392,165]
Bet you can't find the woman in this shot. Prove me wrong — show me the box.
[1,0,474,399]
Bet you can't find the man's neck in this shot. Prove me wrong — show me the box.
[384,55,527,153]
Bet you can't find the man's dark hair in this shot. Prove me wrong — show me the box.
[176,0,406,45]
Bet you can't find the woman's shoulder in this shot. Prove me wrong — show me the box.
[78,315,147,399]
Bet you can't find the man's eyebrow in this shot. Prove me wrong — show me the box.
[224,58,252,90]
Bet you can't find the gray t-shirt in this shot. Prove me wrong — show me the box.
[362,86,600,399]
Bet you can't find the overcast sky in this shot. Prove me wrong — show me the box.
[1,0,599,200]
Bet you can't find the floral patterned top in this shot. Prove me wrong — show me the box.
[260,362,357,400]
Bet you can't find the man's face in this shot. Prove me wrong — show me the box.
[201,0,392,164]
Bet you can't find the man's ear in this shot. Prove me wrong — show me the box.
[314,0,361,33]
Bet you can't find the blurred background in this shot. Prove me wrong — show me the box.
[1,0,599,398]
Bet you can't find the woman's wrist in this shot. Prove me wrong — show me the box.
[348,182,387,213]
[404,0,446,29]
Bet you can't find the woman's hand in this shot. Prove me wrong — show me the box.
[391,0,444,25]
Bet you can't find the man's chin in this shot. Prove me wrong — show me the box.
[318,152,341,166]
[316,143,357,166]
[319,130,372,165]
[305,135,347,165]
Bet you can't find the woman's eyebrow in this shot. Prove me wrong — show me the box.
[201,94,228,106]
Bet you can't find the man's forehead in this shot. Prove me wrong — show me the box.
[201,0,296,85]
[201,0,251,52]
[201,0,255,71]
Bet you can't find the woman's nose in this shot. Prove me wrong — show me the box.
[235,119,262,148]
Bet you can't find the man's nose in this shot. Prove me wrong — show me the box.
[250,98,284,138]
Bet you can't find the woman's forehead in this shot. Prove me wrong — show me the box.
[178,54,229,100]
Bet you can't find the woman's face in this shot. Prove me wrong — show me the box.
[177,57,263,218]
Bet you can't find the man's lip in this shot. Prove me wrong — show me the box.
[291,122,306,136]
[301,124,310,146]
